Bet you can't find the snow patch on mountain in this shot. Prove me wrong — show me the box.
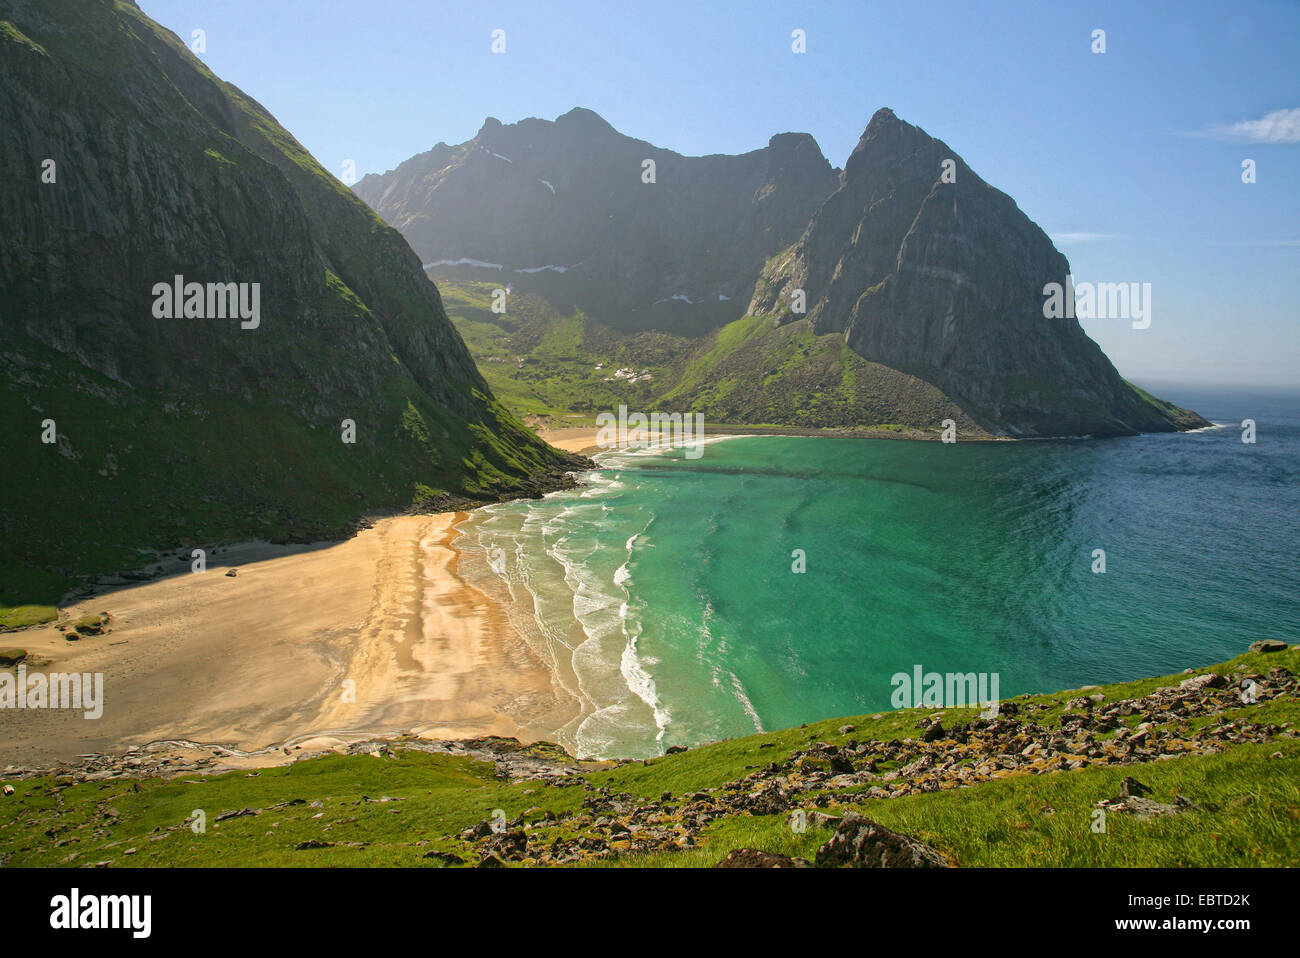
[515,263,582,274]
[424,258,504,270]
[480,145,514,163]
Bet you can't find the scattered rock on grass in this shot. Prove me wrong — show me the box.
[815,814,951,868]
[714,848,810,868]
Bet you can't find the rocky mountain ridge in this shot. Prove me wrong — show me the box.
[355,107,840,334]
[358,108,1208,437]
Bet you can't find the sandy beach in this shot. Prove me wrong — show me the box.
[0,513,580,769]
[537,427,603,454]
[537,426,711,454]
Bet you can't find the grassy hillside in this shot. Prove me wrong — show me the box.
[659,315,987,433]
[0,335,556,630]
[438,277,988,436]
[0,2,577,626]
[3,646,1294,868]
[439,280,683,419]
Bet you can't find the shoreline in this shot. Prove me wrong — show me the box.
[0,513,581,770]
[536,424,999,454]
[535,418,1223,453]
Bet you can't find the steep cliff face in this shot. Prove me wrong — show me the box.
[355,109,841,333]
[751,108,1207,437]
[0,0,576,612]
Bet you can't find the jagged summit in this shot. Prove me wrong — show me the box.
[554,105,618,134]
[867,105,900,125]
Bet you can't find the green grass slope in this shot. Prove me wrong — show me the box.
[3,646,1294,868]
[438,278,989,437]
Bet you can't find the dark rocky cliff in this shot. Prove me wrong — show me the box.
[750,108,1208,437]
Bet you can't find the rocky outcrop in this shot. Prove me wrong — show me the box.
[1249,639,1287,653]
[0,734,606,784]
[814,815,951,868]
[751,108,1209,437]
[355,108,840,334]
[452,658,1294,866]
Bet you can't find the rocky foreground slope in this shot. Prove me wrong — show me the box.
[2,642,1294,868]
[0,0,582,617]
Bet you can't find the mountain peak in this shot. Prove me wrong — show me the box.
[351,106,1205,439]
[554,106,616,134]
[767,131,822,152]
[857,107,917,146]
[856,107,908,145]
[845,107,937,179]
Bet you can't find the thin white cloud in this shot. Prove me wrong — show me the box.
[1050,232,1115,244]
[1208,108,1300,143]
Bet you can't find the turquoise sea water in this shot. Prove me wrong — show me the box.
[457,386,1300,759]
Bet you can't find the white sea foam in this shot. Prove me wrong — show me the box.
[575,703,630,757]
[620,638,670,742]
[458,466,677,759]
[727,671,764,733]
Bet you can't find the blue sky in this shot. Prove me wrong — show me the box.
[138,0,1299,388]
